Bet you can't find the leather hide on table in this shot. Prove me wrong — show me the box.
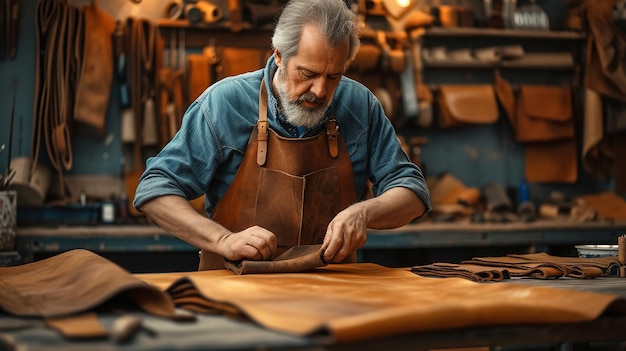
[137,261,626,343]
[2,249,626,344]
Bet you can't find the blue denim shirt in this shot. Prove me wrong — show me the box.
[134,55,431,216]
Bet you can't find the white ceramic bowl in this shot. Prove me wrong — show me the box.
[575,244,619,258]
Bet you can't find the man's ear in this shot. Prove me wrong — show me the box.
[274,49,282,66]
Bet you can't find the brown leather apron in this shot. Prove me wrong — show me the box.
[199,81,358,270]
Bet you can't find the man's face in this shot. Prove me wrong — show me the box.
[274,24,350,128]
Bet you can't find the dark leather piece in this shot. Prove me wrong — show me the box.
[224,244,327,275]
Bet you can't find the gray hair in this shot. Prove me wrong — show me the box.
[271,0,360,68]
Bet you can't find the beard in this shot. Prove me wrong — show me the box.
[275,67,330,129]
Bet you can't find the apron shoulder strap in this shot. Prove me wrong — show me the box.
[257,79,269,166]
[325,119,339,158]
[256,77,339,164]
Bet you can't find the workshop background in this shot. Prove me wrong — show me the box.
[1,0,626,272]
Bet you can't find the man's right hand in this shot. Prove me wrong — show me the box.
[217,226,277,261]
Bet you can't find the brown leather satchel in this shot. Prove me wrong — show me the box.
[524,140,578,184]
[437,85,499,128]
[514,85,574,142]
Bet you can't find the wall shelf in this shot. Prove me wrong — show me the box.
[422,27,586,40]
[156,19,273,49]
[423,61,576,70]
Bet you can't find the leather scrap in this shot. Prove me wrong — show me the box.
[409,262,509,282]
[413,252,621,282]
[45,312,108,339]
[224,244,327,275]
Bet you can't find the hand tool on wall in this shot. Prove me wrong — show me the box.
[7,0,19,60]
[185,0,223,25]
[0,0,19,61]
[228,0,243,32]
[242,0,282,28]
[409,30,433,129]
[0,0,6,60]
[2,81,16,190]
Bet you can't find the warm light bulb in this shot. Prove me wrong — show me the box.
[396,0,411,7]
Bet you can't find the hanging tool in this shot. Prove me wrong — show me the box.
[2,80,17,190]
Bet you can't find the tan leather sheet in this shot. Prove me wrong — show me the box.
[137,263,626,343]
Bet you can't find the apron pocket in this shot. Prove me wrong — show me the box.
[301,167,341,244]
[254,168,304,248]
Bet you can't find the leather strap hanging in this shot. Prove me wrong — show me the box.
[31,0,84,199]
[124,18,158,217]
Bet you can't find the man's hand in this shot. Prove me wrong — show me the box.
[217,226,278,261]
[321,206,367,263]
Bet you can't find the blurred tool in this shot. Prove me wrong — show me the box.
[1,81,17,190]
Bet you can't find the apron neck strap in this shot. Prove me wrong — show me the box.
[256,78,339,166]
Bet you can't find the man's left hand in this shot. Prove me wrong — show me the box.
[321,206,367,263]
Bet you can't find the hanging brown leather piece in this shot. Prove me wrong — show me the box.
[73,0,116,135]
[584,0,626,104]
[437,85,499,128]
[186,54,211,102]
[227,0,243,32]
[215,47,267,81]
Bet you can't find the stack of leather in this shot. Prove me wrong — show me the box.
[412,252,622,282]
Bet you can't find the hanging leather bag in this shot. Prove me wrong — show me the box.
[514,85,574,142]
[437,84,499,128]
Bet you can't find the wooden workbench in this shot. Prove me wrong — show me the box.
[11,220,626,272]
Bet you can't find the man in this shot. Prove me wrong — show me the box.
[134,0,431,270]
